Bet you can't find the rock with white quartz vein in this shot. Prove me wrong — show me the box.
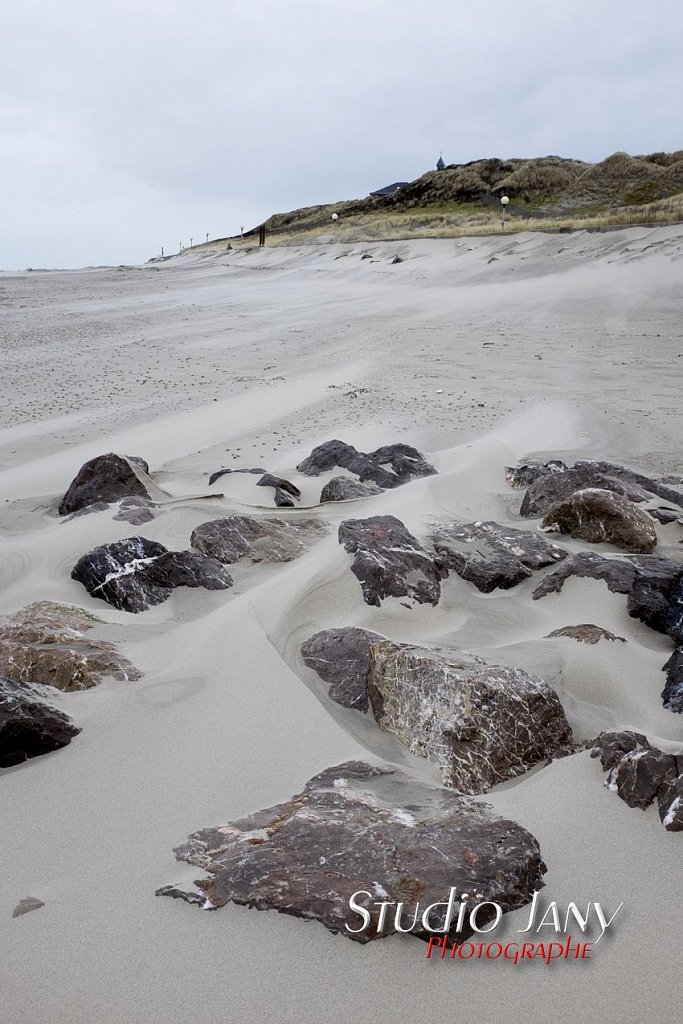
[432,520,566,593]
[156,761,547,942]
[71,537,233,613]
[591,731,683,832]
[367,641,573,793]
[338,515,447,607]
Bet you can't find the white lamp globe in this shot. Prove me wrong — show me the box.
[331,213,339,221]
[501,195,510,206]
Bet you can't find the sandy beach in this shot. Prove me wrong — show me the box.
[1,227,681,1023]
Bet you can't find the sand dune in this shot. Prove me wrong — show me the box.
[1,228,681,1023]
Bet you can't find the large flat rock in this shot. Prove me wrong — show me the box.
[156,761,546,943]
[191,515,328,564]
[432,520,566,593]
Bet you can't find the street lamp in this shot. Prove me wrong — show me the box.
[331,213,338,222]
[500,195,510,231]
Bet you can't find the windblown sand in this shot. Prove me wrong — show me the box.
[1,228,682,1023]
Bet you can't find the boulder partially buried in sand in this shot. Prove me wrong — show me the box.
[516,459,683,518]
[301,627,383,711]
[72,537,233,613]
[0,602,140,691]
[0,676,80,768]
[58,453,152,515]
[301,630,573,792]
[338,515,447,607]
[156,761,547,942]
[367,641,573,794]
[432,520,566,593]
[591,731,683,832]
[319,476,383,503]
[297,440,436,489]
[541,488,657,553]
[191,516,328,564]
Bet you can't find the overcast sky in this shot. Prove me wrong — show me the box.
[2,0,682,269]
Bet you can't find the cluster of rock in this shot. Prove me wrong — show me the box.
[508,457,683,554]
[0,675,80,767]
[0,602,139,690]
[302,628,573,793]
[297,439,436,494]
[591,731,682,832]
[72,536,233,613]
[156,761,547,942]
[533,551,683,711]
[191,516,328,564]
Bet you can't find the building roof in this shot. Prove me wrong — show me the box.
[369,182,409,197]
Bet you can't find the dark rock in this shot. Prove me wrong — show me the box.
[432,520,566,593]
[519,459,683,518]
[609,748,674,809]
[367,641,572,793]
[319,476,383,503]
[71,537,233,613]
[208,467,266,486]
[338,515,447,607]
[590,730,648,772]
[541,488,657,553]
[12,897,45,918]
[649,508,683,525]
[592,731,682,830]
[113,496,156,525]
[658,766,683,831]
[191,516,328,564]
[545,624,626,645]
[256,473,301,508]
[0,602,140,691]
[505,460,568,489]
[297,440,436,489]
[301,627,383,710]
[58,453,151,516]
[156,761,547,942]
[0,676,80,767]
[662,648,683,713]
[667,576,683,643]
[63,495,155,525]
[533,551,683,639]
[391,255,403,264]
[580,460,683,510]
